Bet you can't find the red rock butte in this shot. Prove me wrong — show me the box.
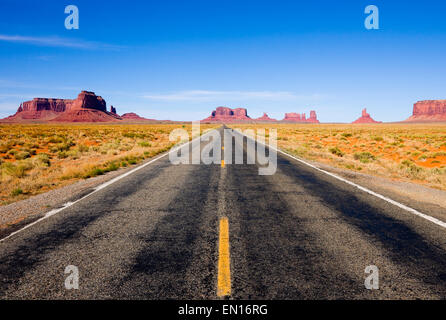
[201,107,319,123]
[255,113,277,122]
[404,100,446,122]
[2,91,122,122]
[282,110,319,123]
[121,112,150,121]
[120,112,169,122]
[201,107,252,123]
[352,108,382,124]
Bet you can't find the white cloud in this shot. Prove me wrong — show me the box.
[0,34,122,50]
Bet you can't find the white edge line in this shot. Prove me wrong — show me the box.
[0,128,217,243]
[231,128,446,230]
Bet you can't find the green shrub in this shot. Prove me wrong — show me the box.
[15,151,31,160]
[329,147,344,157]
[401,159,413,167]
[11,188,23,196]
[400,159,423,175]
[48,136,64,143]
[354,152,376,163]
[139,141,152,147]
[104,162,119,173]
[1,163,27,178]
[58,151,68,159]
[432,152,446,158]
[77,144,89,153]
[122,132,136,138]
[84,167,104,178]
[36,153,51,167]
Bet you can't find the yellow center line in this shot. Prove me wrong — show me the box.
[217,217,231,297]
[221,160,225,168]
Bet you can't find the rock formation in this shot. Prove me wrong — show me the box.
[281,110,319,123]
[110,105,117,114]
[120,112,161,122]
[201,107,252,122]
[352,108,381,124]
[309,111,318,123]
[121,112,146,120]
[255,113,277,122]
[201,107,320,123]
[51,91,121,122]
[283,112,303,122]
[2,91,122,122]
[4,98,71,121]
[404,100,446,122]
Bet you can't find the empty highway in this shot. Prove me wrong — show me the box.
[1,126,446,299]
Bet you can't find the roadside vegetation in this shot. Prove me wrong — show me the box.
[0,123,216,205]
[233,123,446,191]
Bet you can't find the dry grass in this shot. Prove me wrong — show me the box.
[232,123,446,191]
[0,123,217,206]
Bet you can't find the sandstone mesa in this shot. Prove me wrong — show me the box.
[201,107,319,123]
[2,91,121,123]
[282,110,319,123]
[4,92,446,124]
[0,91,167,123]
[254,113,277,122]
[120,112,171,122]
[404,100,446,122]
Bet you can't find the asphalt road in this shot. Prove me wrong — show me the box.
[1,126,446,299]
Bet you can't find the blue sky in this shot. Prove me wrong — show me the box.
[1,0,446,122]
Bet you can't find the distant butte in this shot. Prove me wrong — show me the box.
[352,108,382,124]
[255,113,277,122]
[281,110,319,123]
[201,106,252,123]
[0,91,171,123]
[120,112,169,122]
[201,107,319,123]
[121,112,150,121]
[1,91,121,122]
[404,100,446,122]
[51,91,122,122]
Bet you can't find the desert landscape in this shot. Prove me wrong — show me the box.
[1,92,446,205]
[0,123,216,206]
[231,123,446,191]
[3,1,446,304]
